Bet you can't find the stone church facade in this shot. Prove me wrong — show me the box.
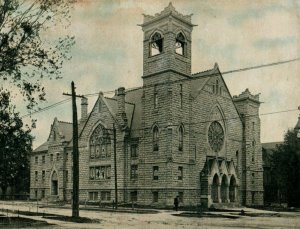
[30,3,264,208]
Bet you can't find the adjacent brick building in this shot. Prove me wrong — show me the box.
[30,3,264,208]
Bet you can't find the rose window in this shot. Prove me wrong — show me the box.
[208,121,224,152]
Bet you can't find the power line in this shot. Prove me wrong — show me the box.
[20,57,300,118]
[56,57,300,100]
[21,98,71,118]
[222,57,300,75]
[121,107,300,133]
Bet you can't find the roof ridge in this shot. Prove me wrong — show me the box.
[58,120,73,124]
[192,67,215,76]
[262,141,283,144]
[105,96,136,105]
[126,86,143,93]
[105,97,117,101]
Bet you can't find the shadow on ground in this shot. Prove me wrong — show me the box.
[0,216,52,228]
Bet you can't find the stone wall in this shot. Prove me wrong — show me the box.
[234,90,264,206]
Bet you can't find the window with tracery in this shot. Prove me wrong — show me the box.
[131,144,138,158]
[153,125,159,151]
[130,165,138,179]
[150,32,163,56]
[208,121,224,152]
[90,124,111,159]
[89,165,111,180]
[175,32,186,55]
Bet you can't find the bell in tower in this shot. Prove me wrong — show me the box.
[140,3,196,85]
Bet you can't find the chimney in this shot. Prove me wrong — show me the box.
[116,87,127,126]
[81,97,88,121]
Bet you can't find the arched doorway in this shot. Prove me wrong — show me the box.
[229,176,236,202]
[221,175,228,203]
[211,174,219,203]
[51,171,58,196]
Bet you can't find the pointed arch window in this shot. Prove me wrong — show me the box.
[90,124,111,159]
[178,125,184,151]
[175,32,186,56]
[150,32,163,56]
[153,125,159,151]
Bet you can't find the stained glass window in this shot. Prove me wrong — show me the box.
[208,121,224,152]
[89,124,110,159]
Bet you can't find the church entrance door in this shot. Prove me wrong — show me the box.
[51,171,58,196]
[221,175,228,203]
[229,176,236,202]
[211,174,219,203]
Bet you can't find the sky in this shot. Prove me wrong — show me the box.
[18,0,300,148]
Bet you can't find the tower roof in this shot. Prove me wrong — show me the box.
[142,2,194,26]
[232,88,260,103]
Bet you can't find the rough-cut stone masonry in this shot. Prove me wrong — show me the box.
[30,3,263,208]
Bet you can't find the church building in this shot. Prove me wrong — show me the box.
[30,3,264,208]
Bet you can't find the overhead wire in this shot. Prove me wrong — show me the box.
[20,57,300,120]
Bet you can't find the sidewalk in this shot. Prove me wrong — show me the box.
[0,201,185,229]
[0,200,281,217]
[1,201,298,229]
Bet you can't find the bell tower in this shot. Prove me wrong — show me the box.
[140,3,195,84]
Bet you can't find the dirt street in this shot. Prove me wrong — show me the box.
[0,201,299,229]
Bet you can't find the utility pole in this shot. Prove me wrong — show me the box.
[113,124,118,209]
[297,106,300,139]
[63,81,84,218]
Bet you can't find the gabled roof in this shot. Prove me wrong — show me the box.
[190,64,222,95]
[190,63,220,98]
[262,142,283,150]
[125,87,143,138]
[76,92,136,145]
[105,97,135,129]
[192,66,218,78]
[33,119,73,153]
[57,121,73,142]
[190,63,243,123]
[33,141,48,153]
[262,142,283,167]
